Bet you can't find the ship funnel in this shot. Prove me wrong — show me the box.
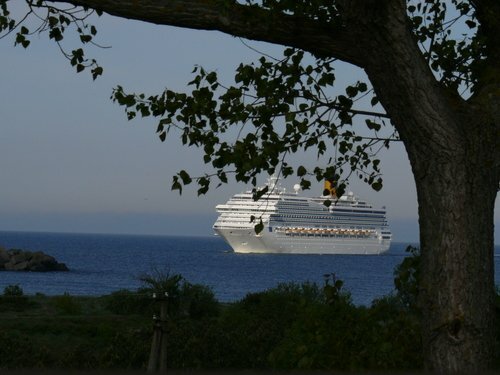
[323,180,337,197]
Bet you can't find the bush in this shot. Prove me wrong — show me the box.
[0,264,428,371]
[363,295,422,370]
[49,293,82,315]
[0,284,34,312]
[196,281,325,369]
[138,269,220,319]
[102,289,154,316]
[180,282,219,319]
[267,283,359,370]
[3,284,23,296]
[393,245,420,310]
[97,330,149,368]
[0,331,45,368]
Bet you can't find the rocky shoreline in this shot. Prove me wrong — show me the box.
[0,247,68,272]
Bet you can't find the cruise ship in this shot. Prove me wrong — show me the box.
[213,176,392,254]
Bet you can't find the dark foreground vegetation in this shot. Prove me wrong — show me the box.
[0,246,498,372]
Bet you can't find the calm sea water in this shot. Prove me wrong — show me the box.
[0,231,498,306]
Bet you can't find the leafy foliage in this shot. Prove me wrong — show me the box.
[112,49,391,199]
[0,0,103,79]
[138,269,219,319]
[3,284,23,296]
[254,0,340,24]
[393,245,421,311]
[407,0,485,94]
[101,288,154,316]
[6,251,500,370]
[0,0,486,202]
[323,272,351,305]
[49,293,83,315]
[106,0,485,202]
[0,285,36,312]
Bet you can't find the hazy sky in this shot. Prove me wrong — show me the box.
[0,9,498,243]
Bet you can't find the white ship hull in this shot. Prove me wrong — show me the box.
[213,176,392,255]
[214,227,390,255]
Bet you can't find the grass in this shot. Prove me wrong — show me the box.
[0,293,152,370]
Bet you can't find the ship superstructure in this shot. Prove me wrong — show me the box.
[213,176,392,254]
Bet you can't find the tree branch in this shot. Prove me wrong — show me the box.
[38,0,496,161]
[46,0,363,65]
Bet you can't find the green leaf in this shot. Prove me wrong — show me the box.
[218,172,228,184]
[254,219,264,234]
[197,177,210,196]
[297,165,307,177]
[253,186,269,201]
[15,33,24,44]
[300,179,311,190]
[365,119,381,131]
[206,71,217,84]
[48,16,58,27]
[171,177,182,194]
[358,82,368,92]
[372,180,383,191]
[49,27,63,42]
[80,34,92,43]
[336,183,346,197]
[345,85,358,98]
[91,66,103,80]
[179,170,192,185]
[465,20,476,29]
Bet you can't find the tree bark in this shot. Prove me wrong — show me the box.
[340,1,500,371]
[415,130,497,371]
[49,0,362,65]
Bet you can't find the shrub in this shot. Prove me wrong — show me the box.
[138,269,220,319]
[97,330,149,368]
[393,245,420,310]
[49,293,82,315]
[180,282,219,319]
[138,270,183,316]
[0,284,34,312]
[3,284,23,296]
[102,289,154,316]
[267,282,359,370]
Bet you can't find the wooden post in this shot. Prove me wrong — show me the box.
[147,311,161,372]
[147,292,169,373]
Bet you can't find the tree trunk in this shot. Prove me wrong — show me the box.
[350,1,499,370]
[412,127,497,371]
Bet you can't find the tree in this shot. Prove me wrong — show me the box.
[1,0,499,372]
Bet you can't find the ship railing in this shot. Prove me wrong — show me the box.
[275,226,378,238]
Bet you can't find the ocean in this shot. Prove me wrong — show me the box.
[0,231,498,306]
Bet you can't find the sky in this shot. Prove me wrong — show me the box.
[0,7,498,243]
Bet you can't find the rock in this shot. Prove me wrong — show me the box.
[9,249,31,265]
[29,251,69,272]
[0,247,9,266]
[4,260,29,271]
[0,248,68,272]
